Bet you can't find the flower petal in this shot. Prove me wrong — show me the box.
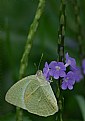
[49,69,54,76]
[67,71,74,79]
[53,71,59,79]
[43,68,47,74]
[65,52,76,69]
[61,82,67,90]
[46,73,50,81]
[45,62,49,68]
[49,61,58,69]
[70,57,76,68]
[65,52,69,59]
[68,84,73,90]
[58,62,66,71]
[54,75,59,79]
[43,62,50,81]
[59,70,66,77]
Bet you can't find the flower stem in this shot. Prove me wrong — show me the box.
[19,0,45,79]
[73,0,85,95]
[16,0,45,121]
[57,0,66,121]
[73,0,84,60]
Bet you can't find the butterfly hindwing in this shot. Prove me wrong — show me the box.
[24,74,58,117]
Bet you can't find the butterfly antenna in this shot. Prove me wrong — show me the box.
[38,53,43,70]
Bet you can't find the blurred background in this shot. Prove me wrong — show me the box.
[0,0,85,121]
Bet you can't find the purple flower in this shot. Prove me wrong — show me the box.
[65,53,76,69]
[82,59,85,74]
[43,62,50,81]
[61,71,75,90]
[71,66,83,82]
[49,61,66,79]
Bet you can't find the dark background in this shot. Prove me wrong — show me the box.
[0,0,85,121]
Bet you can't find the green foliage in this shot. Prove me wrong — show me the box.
[76,95,85,121]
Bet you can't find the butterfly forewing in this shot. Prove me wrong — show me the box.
[5,75,36,109]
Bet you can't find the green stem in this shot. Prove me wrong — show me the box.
[73,0,85,96]
[73,0,84,60]
[57,0,66,121]
[19,0,45,79]
[16,0,45,121]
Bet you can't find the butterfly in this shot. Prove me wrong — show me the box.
[5,70,58,117]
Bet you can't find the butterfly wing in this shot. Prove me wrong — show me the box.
[24,74,58,117]
[5,75,36,110]
[5,71,58,117]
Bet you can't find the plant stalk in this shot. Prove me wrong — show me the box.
[73,0,85,96]
[73,0,84,60]
[57,0,66,121]
[16,0,45,121]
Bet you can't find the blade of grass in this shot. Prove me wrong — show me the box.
[76,95,85,121]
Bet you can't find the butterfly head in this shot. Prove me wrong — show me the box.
[36,70,43,77]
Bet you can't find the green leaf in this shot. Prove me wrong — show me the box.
[76,95,85,121]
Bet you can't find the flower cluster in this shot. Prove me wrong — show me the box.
[43,53,83,90]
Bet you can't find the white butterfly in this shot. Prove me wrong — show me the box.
[5,70,58,117]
